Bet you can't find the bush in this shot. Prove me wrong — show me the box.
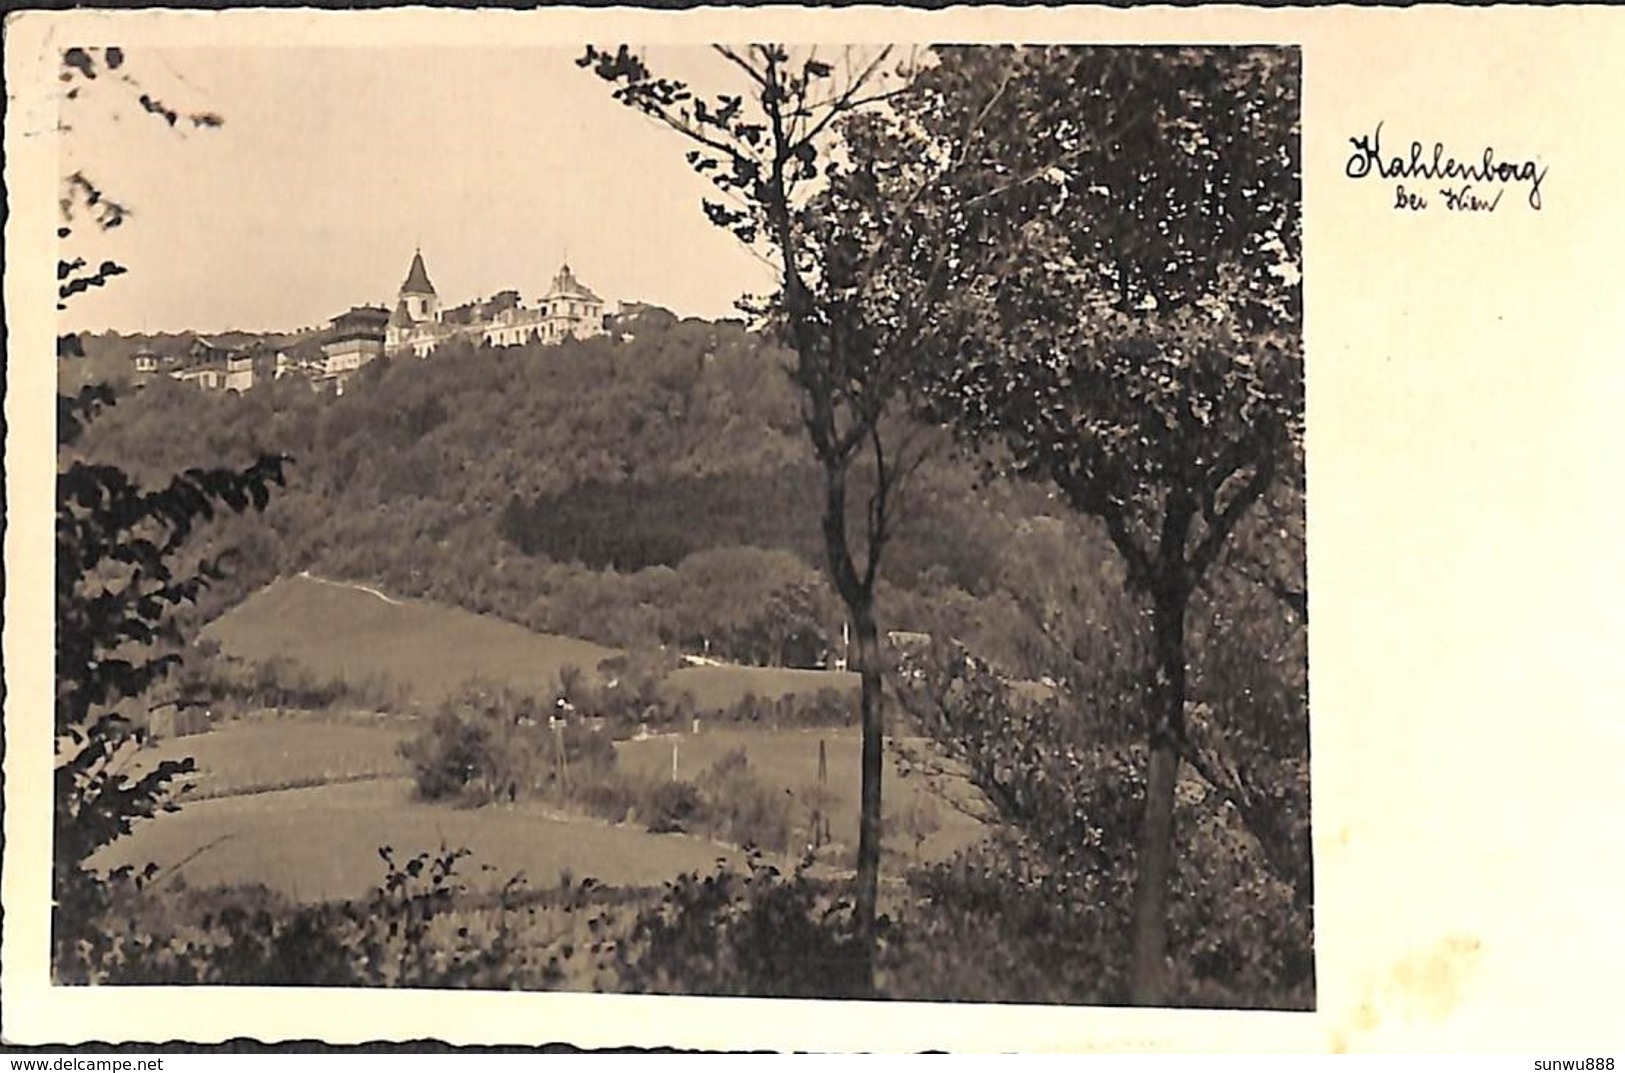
[559,721,618,773]
[709,746,749,777]
[606,853,874,999]
[81,844,549,989]
[896,797,942,859]
[887,840,1128,1004]
[557,746,790,855]
[400,708,490,801]
[398,681,619,805]
[645,779,702,834]
[174,648,410,717]
[573,774,639,825]
[699,749,791,854]
[690,686,856,729]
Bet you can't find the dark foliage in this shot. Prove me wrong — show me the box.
[399,682,618,805]
[607,853,874,999]
[89,846,541,989]
[55,382,289,980]
[894,642,1312,1008]
[499,466,825,572]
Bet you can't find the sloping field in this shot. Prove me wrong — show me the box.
[206,574,859,710]
[132,715,413,799]
[95,778,743,903]
[203,575,618,705]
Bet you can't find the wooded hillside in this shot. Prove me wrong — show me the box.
[71,316,1093,675]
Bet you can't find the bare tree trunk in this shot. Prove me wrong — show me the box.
[1129,584,1187,1006]
[818,457,886,994]
[852,604,885,946]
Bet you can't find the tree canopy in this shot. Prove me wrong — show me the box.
[900,45,1303,1004]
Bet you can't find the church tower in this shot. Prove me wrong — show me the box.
[399,248,440,324]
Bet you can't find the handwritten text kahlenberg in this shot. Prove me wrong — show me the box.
[1346,121,1548,211]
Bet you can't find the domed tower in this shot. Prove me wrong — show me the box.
[399,248,439,324]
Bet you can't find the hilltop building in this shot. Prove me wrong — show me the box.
[536,263,607,345]
[224,350,257,393]
[384,250,609,357]
[188,336,234,368]
[138,337,286,394]
[399,249,440,325]
[170,336,232,390]
[173,363,225,391]
[123,247,622,398]
[320,306,391,394]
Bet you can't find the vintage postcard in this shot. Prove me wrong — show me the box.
[4,4,1623,1053]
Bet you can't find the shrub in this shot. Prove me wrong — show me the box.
[89,844,558,989]
[897,797,942,860]
[572,774,639,825]
[398,681,620,806]
[607,853,873,999]
[174,648,409,717]
[400,708,490,801]
[709,746,749,777]
[559,722,618,773]
[645,779,702,834]
[885,841,1124,1004]
[699,749,791,854]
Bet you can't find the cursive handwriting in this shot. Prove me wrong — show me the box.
[1346,121,1547,210]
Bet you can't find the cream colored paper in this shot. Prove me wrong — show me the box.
[6,6,1624,1052]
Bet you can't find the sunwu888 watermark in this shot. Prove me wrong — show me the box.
[1534,1059,1615,1070]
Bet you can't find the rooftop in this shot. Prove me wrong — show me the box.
[545,263,601,303]
[400,249,436,296]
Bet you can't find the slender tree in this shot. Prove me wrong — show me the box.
[578,47,1062,978]
[913,46,1303,1004]
[576,45,918,970]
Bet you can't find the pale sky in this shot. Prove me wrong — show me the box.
[59,47,775,333]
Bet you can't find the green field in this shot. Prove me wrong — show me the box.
[105,717,987,902]
[132,715,414,799]
[616,728,984,862]
[206,574,857,711]
[136,577,984,902]
[96,778,744,903]
[204,575,618,705]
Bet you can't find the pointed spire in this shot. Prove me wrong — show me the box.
[400,249,436,296]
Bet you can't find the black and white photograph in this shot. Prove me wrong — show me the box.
[11,4,1624,1055]
[46,37,1309,1010]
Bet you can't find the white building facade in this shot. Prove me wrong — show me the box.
[384,251,608,357]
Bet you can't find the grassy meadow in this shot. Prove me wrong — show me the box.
[96,777,745,903]
[202,575,618,706]
[133,714,414,799]
[105,574,986,906]
[109,720,986,901]
[206,574,859,711]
